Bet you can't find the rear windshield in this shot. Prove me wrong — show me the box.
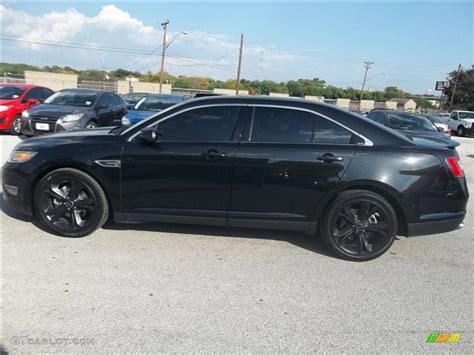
[135,96,183,111]
[387,113,437,131]
[0,85,26,99]
[45,90,98,107]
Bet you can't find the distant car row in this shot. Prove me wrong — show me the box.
[1,83,473,142]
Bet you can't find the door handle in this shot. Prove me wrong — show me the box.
[317,153,344,163]
[201,150,227,158]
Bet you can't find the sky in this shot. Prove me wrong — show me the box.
[0,1,472,94]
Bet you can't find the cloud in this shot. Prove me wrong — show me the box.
[0,4,307,80]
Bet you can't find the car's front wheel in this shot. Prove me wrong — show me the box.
[9,115,21,135]
[320,190,397,261]
[85,121,98,129]
[457,125,465,137]
[34,168,109,237]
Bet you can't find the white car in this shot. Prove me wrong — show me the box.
[448,110,474,136]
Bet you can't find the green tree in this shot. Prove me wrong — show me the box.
[384,86,405,100]
[444,67,474,110]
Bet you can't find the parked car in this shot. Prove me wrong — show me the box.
[0,84,54,134]
[420,114,451,137]
[121,94,189,126]
[447,110,474,136]
[367,110,457,147]
[3,96,468,261]
[121,92,151,109]
[20,88,127,137]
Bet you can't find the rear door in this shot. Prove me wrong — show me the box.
[228,105,358,231]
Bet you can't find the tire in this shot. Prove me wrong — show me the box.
[8,115,21,135]
[319,190,397,261]
[457,126,465,137]
[34,168,109,237]
[85,121,98,129]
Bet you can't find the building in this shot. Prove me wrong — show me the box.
[387,98,417,110]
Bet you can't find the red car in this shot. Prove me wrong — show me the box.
[0,84,54,134]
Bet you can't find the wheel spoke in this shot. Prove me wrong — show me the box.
[46,205,67,222]
[46,189,66,201]
[359,233,373,253]
[334,226,353,240]
[366,222,388,232]
[75,198,94,208]
[69,180,85,199]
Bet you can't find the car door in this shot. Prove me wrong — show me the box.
[120,104,246,225]
[228,105,358,231]
[111,93,127,124]
[94,93,115,126]
[448,112,458,131]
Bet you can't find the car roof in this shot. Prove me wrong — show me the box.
[57,88,110,94]
[0,83,50,89]
[142,94,186,99]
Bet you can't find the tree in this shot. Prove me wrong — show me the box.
[414,98,434,109]
[384,86,405,100]
[444,67,474,110]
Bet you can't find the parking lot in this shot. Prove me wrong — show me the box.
[1,134,472,352]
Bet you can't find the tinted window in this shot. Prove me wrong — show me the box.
[110,94,124,106]
[96,93,115,107]
[387,113,437,131]
[136,95,184,111]
[158,106,239,142]
[24,88,53,102]
[251,107,313,143]
[313,116,353,144]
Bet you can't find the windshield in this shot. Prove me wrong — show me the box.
[135,96,183,111]
[424,115,443,124]
[458,111,474,119]
[123,93,147,105]
[0,85,26,99]
[44,90,98,107]
[387,113,437,131]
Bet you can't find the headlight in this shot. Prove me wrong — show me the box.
[8,151,37,163]
[21,110,30,118]
[121,116,131,126]
[59,113,84,123]
[0,105,11,112]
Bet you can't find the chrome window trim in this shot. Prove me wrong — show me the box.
[248,104,374,146]
[126,102,374,146]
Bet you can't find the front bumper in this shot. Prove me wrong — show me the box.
[2,162,33,215]
[407,211,465,236]
[20,117,84,136]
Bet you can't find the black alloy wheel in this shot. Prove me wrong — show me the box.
[34,168,108,237]
[321,190,397,261]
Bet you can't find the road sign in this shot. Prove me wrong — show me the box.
[435,81,447,91]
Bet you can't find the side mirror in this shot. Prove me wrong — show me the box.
[137,127,158,143]
[25,98,40,106]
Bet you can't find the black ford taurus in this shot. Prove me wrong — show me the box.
[2,96,468,261]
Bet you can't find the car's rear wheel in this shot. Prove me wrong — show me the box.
[9,115,21,135]
[320,190,397,261]
[457,126,465,137]
[34,168,109,237]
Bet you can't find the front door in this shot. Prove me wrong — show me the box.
[121,105,244,225]
[228,106,357,231]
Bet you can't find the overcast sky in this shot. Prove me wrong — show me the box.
[1,1,472,94]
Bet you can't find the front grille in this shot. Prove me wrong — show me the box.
[30,117,57,133]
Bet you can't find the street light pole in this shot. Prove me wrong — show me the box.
[159,20,169,94]
[235,33,244,95]
[449,63,462,110]
[359,61,374,102]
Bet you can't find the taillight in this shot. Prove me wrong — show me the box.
[445,156,464,177]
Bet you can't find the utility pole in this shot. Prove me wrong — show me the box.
[359,61,374,102]
[449,64,462,110]
[235,33,244,95]
[159,20,169,94]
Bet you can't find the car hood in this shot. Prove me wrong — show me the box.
[26,104,89,118]
[396,129,459,148]
[461,118,474,123]
[127,109,156,123]
[0,98,20,105]
[16,127,120,149]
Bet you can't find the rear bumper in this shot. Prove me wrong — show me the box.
[407,212,465,236]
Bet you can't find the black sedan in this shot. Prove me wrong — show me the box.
[3,96,468,261]
[367,110,458,147]
[20,89,128,136]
